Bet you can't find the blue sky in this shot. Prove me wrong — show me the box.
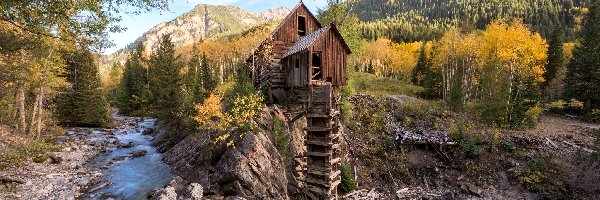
[103,0,328,55]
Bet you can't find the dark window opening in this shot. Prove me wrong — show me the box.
[311,52,322,81]
[326,77,332,82]
[298,16,306,36]
[312,52,321,67]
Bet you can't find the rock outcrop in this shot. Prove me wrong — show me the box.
[161,130,288,199]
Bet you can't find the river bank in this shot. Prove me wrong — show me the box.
[0,114,174,199]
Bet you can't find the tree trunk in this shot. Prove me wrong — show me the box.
[15,83,26,134]
[36,88,44,139]
[29,91,40,135]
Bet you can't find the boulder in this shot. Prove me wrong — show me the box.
[148,186,177,200]
[112,156,127,161]
[180,183,203,200]
[130,150,148,158]
[119,142,134,148]
[143,128,156,135]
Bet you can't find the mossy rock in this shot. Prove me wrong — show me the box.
[32,154,49,163]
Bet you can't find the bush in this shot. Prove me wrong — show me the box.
[339,163,356,193]
[569,98,584,110]
[588,109,600,122]
[272,117,290,162]
[547,100,566,113]
[525,106,543,127]
[460,141,480,159]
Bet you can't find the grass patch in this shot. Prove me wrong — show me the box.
[0,139,62,170]
[349,72,424,96]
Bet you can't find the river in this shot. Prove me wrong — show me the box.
[86,117,174,200]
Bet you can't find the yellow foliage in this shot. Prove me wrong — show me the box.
[356,39,424,80]
[482,20,548,83]
[225,92,265,132]
[194,93,227,130]
[569,98,584,109]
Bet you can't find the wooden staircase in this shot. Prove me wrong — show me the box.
[304,83,341,199]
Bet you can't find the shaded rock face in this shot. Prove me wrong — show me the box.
[162,130,288,199]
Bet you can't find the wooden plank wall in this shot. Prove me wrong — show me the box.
[286,52,309,87]
[273,5,321,44]
[310,28,347,86]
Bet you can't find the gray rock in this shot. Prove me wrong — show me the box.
[179,183,203,200]
[119,142,134,148]
[148,186,177,200]
[112,156,127,161]
[130,150,148,157]
[143,128,156,135]
[459,182,482,197]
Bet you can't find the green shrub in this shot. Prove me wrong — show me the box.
[588,109,600,122]
[501,139,517,152]
[514,149,526,160]
[339,163,356,193]
[460,142,480,159]
[377,146,387,157]
[547,100,566,113]
[272,117,290,162]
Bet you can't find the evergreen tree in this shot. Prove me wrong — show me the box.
[412,42,429,85]
[187,53,204,103]
[544,24,565,90]
[56,49,111,127]
[565,1,600,110]
[148,34,191,126]
[117,44,150,115]
[200,53,216,95]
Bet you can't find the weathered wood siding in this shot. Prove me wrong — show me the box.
[273,5,321,44]
[309,28,348,86]
[286,52,309,87]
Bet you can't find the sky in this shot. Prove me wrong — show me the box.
[103,0,328,55]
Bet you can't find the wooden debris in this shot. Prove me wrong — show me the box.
[545,137,558,149]
[562,141,595,153]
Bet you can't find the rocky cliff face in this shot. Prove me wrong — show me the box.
[99,5,289,72]
[155,107,290,199]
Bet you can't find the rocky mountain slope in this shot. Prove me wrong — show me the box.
[99,4,289,71]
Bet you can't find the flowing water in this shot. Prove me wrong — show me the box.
[88,117,174,200]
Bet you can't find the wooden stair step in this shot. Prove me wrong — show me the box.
[304,127,333,131]
[307,151,333,157]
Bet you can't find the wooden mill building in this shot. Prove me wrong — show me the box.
[247,1,351,199]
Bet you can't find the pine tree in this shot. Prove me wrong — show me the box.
[544,24,565,90]
[412,42,429,85]
[200,53,216,95]
[56,49,111,127]
[148,34,191,126]
[565,1,600,110]
[117,44,150,115]
[187,53,204,103]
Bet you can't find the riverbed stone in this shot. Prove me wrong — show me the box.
[131,150,148,157]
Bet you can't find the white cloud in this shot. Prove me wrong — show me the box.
[186,0,239,6]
